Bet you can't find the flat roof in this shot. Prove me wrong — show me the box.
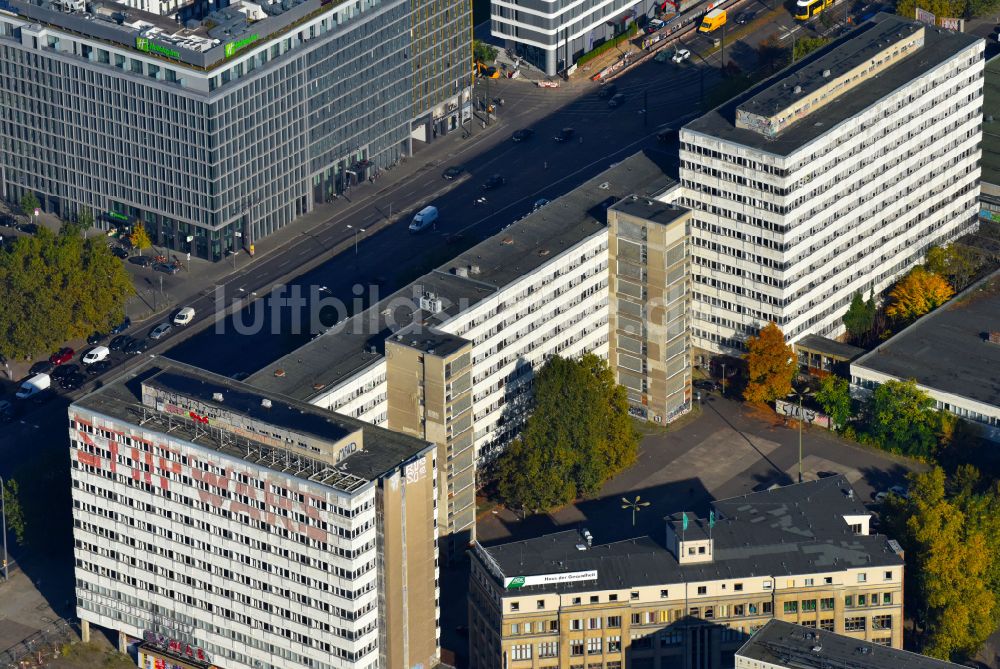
[684,14,981,157]
[737,620,964,668]
[73,360,431,490]
[794,334,866,361]
[982,55,1000,188]
[387,324,470,357]
[851,270,1000,410]
[248,149,676,401]
[478,478,902,595]
[610,196,688,226]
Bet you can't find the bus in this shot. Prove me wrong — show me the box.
[794,0,833,20]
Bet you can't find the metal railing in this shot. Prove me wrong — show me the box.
[1,620,76,669]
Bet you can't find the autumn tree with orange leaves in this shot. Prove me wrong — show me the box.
[742,322,796,404]
[886,267,954,325]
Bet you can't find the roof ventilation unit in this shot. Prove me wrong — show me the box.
[261,398,272,409]
[212,392,224,402]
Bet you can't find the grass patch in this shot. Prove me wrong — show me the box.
[50,643,135,669]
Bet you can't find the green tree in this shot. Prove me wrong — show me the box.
[19,192,40,217]
[903,468,996,660]
[495,354,639,513]
[925,243,983,292]
[742,322,796,404]
[842,291,875,343]
[129,221,152,255]
[0,226,134,359]
[792,36,830,61]
[868,379,938,457]
[2,478,26,546]
[473,39,498,64]
[77,206,94,231]
[814,375,851,430]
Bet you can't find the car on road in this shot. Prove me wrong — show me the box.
[409,206,439,233]
[442,166,463,180]
[608,93,626,108]
[736,11,756,24]
[16,373,51,399]
[511,128,535,142]
[87,331,106,345]
[85,359,113,375]
[653,50,672,63]
[49,347,75,365]
[51,364,80,380]
[173,307,196,326]
[483,174,507,191]
[82,346,111,365]
[110,246,129,259]
[154,262,180,275]
[125,339,150,356]
[693,379,719,391]
[597,83,618,99]
[656,126,678,142]
[149,323,172,340]
[129,256,154,268]
[109,335,133,351]
[672,48,691,63]
[553,127,575,142]
[60,372,86,391]
[110,317,131,335]
[532,198,550,212]
[29,360,54,375]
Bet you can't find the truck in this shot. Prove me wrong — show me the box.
[699,8,727,32]
[15,373,51,399]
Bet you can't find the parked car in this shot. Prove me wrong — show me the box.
[110,317,131,335]
[442,166,463,180]
[28,360,54,375]
[125,339,150,356]
[873,491,889,504]
[511,128,535,142]
[85,360,113,374]
[129,256,154,268]
[87,331,106,345]
[82,346,111,365]
[889,485,909,499]
[409,206,439,233]
[49,347,75,365]
[553,127,575,142]
[608,93,626,108]
[149,323,172,340]
[597,83,618,99]
[654,50,672,63]
[532,198,550,212]
[656,126,678,142]
[154,262,180,275]
[736,11,756,24]
[15,373,51,400]
[109,335,133,351]
[672,48,691,63]
[483,174,507,190]
[111,246,129,259]
[173,307,196,326]
[60,372,86,391]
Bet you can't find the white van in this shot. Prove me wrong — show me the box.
[173,306,196,326]
[409,206,439,233]
[82,346,110,364]
[16,373,51,399]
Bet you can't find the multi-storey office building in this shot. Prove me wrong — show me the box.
[676,14,983,354]
[248,151,683,553]
[0,0,471,260]
[70,361,440,669]
[468,477,906,669]
[736,620,967,669]
[490,0,643,76]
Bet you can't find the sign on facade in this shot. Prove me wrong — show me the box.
[915,7,935,24]
[503,570,598,589]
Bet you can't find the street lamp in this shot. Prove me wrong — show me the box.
[787,386,813,483]
[1,475,8,581]
[346,225,366,255]
[621,495,650,527]
[233,231,243,269]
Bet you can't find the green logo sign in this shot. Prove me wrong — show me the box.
[107,211,129,222]
[135,36,180,59]
[506,577,526,590]
[224,34,260,57]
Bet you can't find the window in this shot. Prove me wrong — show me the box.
[845,595,854,608]
[801,620,817,628]
[607,636,621,653]
[586,638,601,655]
[873,637,892,647]
[850,523,862,534]
[873,615,893,630]
[660,589,669,599]
[511,644,531,661]
[858,594,867,607]
[511,602,520,612]
[857,573,867,583]
[689,607,700,617]
[784,601,798,614]
[804,578,814,586]
[762,602,773,614]
[588,618,601,630]
[571,619,583,631]
[631,614,641,625]
[824,577,833,584]
[802,599,817,612]
[884,570,893,581]
[630,591,639,600]
[763,581,773,590]
[820,598,835,611]
[590,596,599,604]
[572,597,582,605]
[698,546,706,554]
[688,547,696,555]
[704,607,714,619]
[733,604,745,617]
[550,621,559,632]
[697,586,707,595]
[820,619,835,631]
[538,642,558,658]
[511,623,520,635]
[845,617,866,632]
[537,600,545,610]
[607,616,622,628]
[571,641,584,656]
[609,594,618,602]
[734,583,743,591]
[882,592,892,605]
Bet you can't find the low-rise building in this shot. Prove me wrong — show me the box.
[70,360,439,669]
[468,478,905,669]
[736,619,966,669]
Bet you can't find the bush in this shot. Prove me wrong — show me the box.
[577,23,639,67]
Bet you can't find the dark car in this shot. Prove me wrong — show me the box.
[125,339,150,356]
[554,127,575,142]
[49,347,75,365]
[736,11,755,24]
[109,335,133,351]
[110,246,129,259]
[129,255,154,267]
[694,379,720,391]
[85,360,113,375]
[597,83,618,99]
[656,126,678,143]
[511,128,535,143]
[87,331,106,345]
[18,222,38,234]
[442,166,463,180]
[110,317,131,335]
[816,471,840,479]
[483,174,507,190]
[608,93,626,108]
[60,372,86,391]
[52,363,80,380]
[154,263,181,275]
[29,360,54,375]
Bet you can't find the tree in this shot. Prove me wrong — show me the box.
[742,322,796,404]
[0,226,134,359]
[494,354,639,512]
[842,291,875,343]
[868,379,938,457]
[473,39,498,65]
[814,375,851,430]
[19,192,39,217]
[792,36,830,62]
[129,221,152,255]
[2,478,26,546]
[77,207,94,231]
[885,267,954,324]
[903,468,996,661]
[925,243,983,292]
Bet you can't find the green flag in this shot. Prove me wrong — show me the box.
[682,512,688,531]
[710,511,715,529]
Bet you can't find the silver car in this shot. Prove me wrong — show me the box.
[149,323,172,340]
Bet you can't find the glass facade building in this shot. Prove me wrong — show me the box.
[0,0,471,260]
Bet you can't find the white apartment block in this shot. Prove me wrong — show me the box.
[70,362,439,669]
[674,15,983,354]
[490,0,643,76]
[249,152,676,552]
